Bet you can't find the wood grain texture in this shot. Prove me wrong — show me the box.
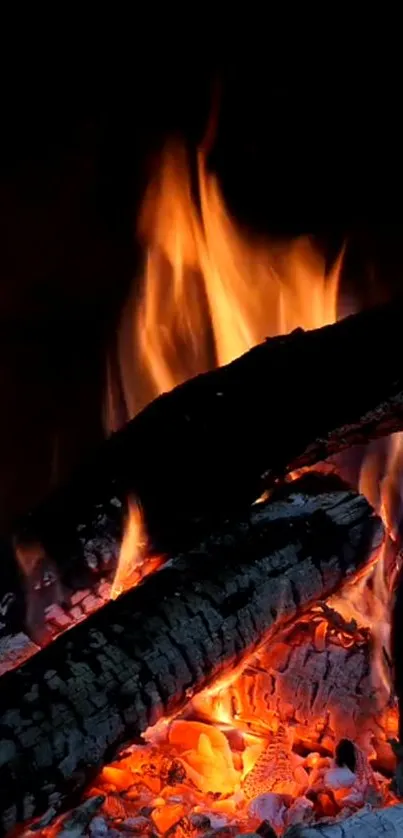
[0,475,382,834]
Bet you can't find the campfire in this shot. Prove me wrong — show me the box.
[3,138,403,838]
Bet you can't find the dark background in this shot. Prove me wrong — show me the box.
[0,40,402,531]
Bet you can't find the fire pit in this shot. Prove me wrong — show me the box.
[2,136,403,838]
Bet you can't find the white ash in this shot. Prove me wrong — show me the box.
[323,766,356,789]
[285,797,315,829]
[249,794,287,832]
[88,816,109,837]
[283,803,403,837]
[0,631,39,674]
[0,591,16,617]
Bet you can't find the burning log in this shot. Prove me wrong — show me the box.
[13,298,403,571]
[191,610,394,765]
[0,475,381,834]
[282,803,403,836]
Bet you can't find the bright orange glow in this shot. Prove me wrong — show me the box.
[110,498,163,600]
[330,541,396,702]
[330,434,402,703]
[173,723,241,796]
[105,141,342,429]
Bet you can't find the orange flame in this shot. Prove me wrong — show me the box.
[330,434,403,702]
[105,141,342,430]
[110,498,162,600]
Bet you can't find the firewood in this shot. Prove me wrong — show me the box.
[193,621,389,761]
[0,474,381,834]
[12,298,403,575]
[190,601,397,776]
[283,803,403,837]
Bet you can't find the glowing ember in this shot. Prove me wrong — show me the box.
[27,605,395,837]
[76,680,397,836]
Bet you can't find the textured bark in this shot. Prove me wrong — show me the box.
[12,298,403,572]
[283,804,403,837]
[0,475,382,834]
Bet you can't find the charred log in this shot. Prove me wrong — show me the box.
[283,803,403,837]
[0,475,381,834]
[13,299,403,574]
[190,604,396,772]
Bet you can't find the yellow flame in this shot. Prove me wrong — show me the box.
[111,499,149,600]
[105,141,341,429]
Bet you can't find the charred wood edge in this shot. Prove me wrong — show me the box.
[282,803,403,837]
[0,475,382,835]
[11,298,403,577]
[218,637,377,743]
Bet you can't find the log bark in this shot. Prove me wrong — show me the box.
[13,298,403,573]
[0,475,381,834]
[283,804,403,837]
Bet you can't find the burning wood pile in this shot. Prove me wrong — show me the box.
[3,141,403,838]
